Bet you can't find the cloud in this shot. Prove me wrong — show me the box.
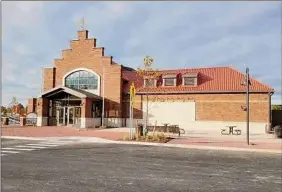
[2,1,281,106]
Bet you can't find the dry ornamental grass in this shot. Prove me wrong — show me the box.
[122,133,172,143]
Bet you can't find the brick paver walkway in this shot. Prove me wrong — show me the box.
[1,126,127,141]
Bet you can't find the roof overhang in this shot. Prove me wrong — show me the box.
[38,86,102,100]
[182,72,198,78]
[135,90,274,95]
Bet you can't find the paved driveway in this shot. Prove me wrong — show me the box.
[2,143,281,192]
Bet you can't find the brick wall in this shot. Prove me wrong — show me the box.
[43,68,56,92]
[27,98,37,114]
[124,93,270,122]
[81,98,93,118]
[36,98,49,117]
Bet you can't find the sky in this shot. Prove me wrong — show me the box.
[2,1,282,106]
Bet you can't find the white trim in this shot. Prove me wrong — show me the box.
[62,68,101,96]
[163,78,176,87]
[182,77,197,86]
[143,79,157,87]
[38,86,90,98]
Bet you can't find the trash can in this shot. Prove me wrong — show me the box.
[137,124,143,137]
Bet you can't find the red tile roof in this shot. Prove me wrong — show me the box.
[122,66,274,94]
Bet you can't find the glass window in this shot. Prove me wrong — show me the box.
[144,79,155,87]
[184,77,195,86]
[65,70,98,90]
[164,78,175,86]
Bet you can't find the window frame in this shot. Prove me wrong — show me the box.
[144,78,156,88]
[163,78,176,86]
[183,77,196,86]
[65,70,98,90]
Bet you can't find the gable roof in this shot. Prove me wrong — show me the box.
[39,86,102,99]
[122,66,274,94]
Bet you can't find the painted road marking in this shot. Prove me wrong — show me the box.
[1,141,75,157]
[16,145,47,149]
[1,147,35,151]
[1,150,20,154]
[38,142,73,145]
[26,144,59,147]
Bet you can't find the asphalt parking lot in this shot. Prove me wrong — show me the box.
[2,142,282,192]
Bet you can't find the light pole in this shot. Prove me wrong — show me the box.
[246,67,250,145]
[242,67,250,145]
[101,60,105,128]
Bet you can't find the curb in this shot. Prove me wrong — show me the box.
[106,141,282,154]
[1,136,46,141]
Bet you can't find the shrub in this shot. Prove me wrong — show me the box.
[121,132,171,143]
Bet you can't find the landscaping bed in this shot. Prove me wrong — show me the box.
[121,133,174,143]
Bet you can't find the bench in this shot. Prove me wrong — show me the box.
[234,129,241,135]
[146,125,185,137]
[221,126,241,135]
[221,128,227,135]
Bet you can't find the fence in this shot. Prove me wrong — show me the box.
[8,116,20,124]
[26,118,37,126]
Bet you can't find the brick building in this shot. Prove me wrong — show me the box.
[27,29,274,133]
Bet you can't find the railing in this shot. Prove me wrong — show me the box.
[48,117,57,126]
[8,116,20,124]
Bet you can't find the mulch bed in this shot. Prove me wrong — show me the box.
[120,137,174,143]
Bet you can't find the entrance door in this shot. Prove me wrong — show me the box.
[74,107,81,125]
[56,107,66,126]
[67,107,74,125]
[56,106,81,126]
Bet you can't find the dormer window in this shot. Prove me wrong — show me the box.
[182,72,198,86]
[163,74,177,86]
[144,78,156,87]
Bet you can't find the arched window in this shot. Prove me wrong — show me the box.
[65,70,98,90]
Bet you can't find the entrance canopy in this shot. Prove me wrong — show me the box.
[39,86,102,100]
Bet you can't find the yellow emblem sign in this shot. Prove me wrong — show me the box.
[130,82,136,96]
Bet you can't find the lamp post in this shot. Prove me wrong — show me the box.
[246,67,250,145]
[242,67,250,145]
[101,60,105,128]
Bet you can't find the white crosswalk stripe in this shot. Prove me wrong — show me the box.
[1,150,20,154]
[16,145,48,149]
[1,140,74,157]
[39,142,71,145]
[1,147,35,151]
[25,144,59,147]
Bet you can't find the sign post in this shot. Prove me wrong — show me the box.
[129,82,136,140]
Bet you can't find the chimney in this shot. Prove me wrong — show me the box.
[77,30,88,40]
